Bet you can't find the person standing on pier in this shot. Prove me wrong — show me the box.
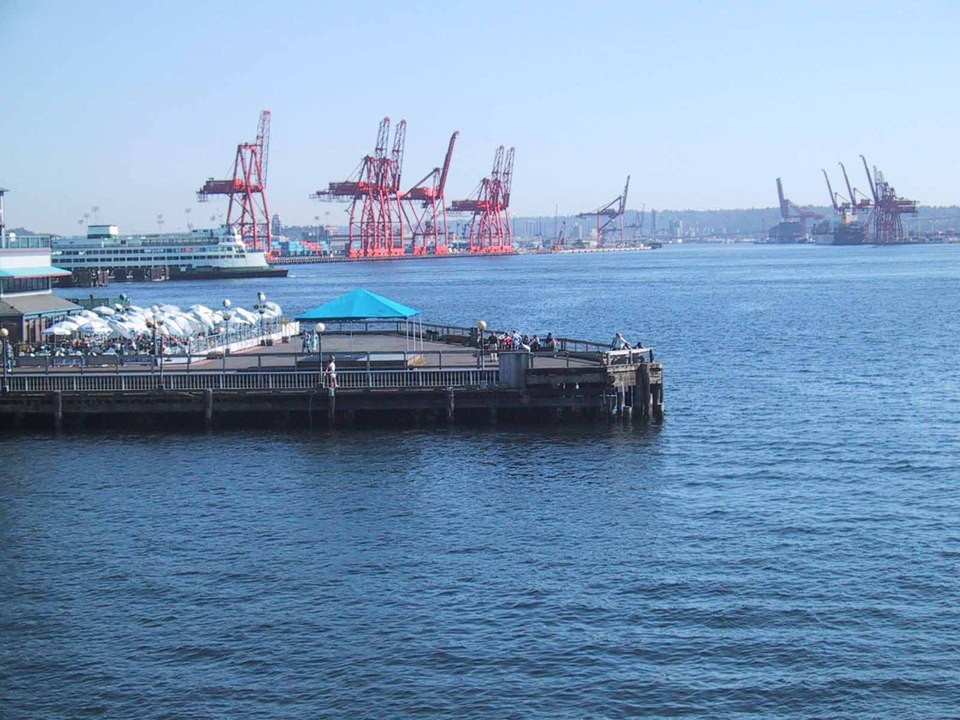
[324,356,338,389]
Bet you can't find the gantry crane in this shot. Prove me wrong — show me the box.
[449,145,516,254]
[577,176,630,246]
[775,177,822,236]
[840,162,873,213]
[401,131,458,255]
[860,155,917,245]
[197,110,273,254]
[313,117,407,258]
[821,169,850,214]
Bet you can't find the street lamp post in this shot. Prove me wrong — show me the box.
[222,298,232,351]
[1,327,10,393]
[147,305,165,388]
[477,319,487,370]
[315,323,326,378]
[257,291,266,344]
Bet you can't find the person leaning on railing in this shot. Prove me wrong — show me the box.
[610,332,631,350]
[485,332,499,362]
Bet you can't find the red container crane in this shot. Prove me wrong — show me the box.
[449,145,516,255]
[401,132,459,256]
[860,156,917,245]
[577,176,630,246]
[313,117,407,258]
[197,110,272,254]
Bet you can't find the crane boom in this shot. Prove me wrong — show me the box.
[776,178,790,220]
[390,119,407,192]
[375,118,390,159]
[860,155,878,203]
[822,169,839,211]
[257,110,271,188]
[501,147,516,208]
[840,162,856,206]
[437,132,459,196]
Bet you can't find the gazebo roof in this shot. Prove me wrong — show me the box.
[296,289,420,322]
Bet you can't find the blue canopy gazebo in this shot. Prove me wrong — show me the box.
[296,289,423,353]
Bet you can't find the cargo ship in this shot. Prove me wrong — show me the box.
[811,217,869,246]
[51,225,288,287]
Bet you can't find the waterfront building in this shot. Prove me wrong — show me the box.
[0,233,79,343]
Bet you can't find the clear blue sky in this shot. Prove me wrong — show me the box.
[2,0,957,234]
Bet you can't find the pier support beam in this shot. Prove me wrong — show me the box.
[650,363,664,423]
[52,390,63,432]
[203,389,214,431]
[327,387,336,426]
[637,364,652,420]
[446,387,455,424]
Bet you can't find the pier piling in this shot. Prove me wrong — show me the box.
[52,390,63,432]
[203,388,214,431]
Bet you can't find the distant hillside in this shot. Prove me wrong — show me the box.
[14,206,960,241]
[513,205,960,240]
[4,226,50,237]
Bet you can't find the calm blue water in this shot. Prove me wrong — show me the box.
[2,244,959,718]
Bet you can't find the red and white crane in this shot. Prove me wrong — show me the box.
[197,110,273,254]
[577,176,630,246]
[401,132,459,256]
[860,155,917,244]
[313,117,407,258]
[449,145,516,254]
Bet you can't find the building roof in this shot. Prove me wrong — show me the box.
[296,289,420,322]
[0,265,71,278]
[0,293,81,318]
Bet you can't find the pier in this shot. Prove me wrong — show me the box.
[0,321,664,432]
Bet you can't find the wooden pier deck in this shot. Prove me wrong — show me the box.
[0,321,664,432]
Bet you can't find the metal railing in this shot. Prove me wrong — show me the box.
[12,343,602,374]
[603,348,656,365]
[5,367,501,393]
[301,319,614,355]
[1,234,52,249]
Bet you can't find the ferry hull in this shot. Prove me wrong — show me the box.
[169,266,288,280]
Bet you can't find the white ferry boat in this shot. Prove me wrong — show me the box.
[51,224,287,286]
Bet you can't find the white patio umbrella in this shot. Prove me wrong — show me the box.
[185,312,216,331]
[56,317,86,330]
[42,324,75,336]
[162,317,191,337]
[107,319,138,339]
[181,315,207,334]
[124,316,149,333]
[91,305,116,316]
[79,319,113,335]
[234,307,260,324]
[225,316,253,331]
[259,303,282,320]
